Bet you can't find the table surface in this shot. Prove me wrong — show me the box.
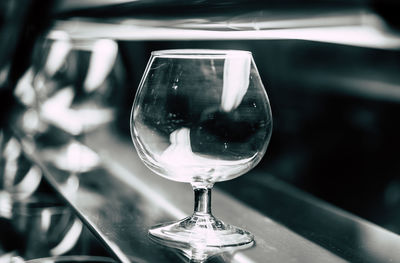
[21,124,400,263]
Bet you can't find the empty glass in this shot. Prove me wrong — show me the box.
[130,49,272,260]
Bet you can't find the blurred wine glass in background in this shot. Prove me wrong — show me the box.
[29,30,119,138]
[13,30,123,178]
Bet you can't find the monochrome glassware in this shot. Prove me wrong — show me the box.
[130,49,272,259]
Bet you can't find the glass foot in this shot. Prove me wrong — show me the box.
[149,214,254,261]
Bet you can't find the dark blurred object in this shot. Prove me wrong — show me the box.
[0,216,23,255]
[372,0,400,30]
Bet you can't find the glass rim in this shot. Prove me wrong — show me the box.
[151,49,252,58]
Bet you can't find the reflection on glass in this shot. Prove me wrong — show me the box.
[131,49,272,261]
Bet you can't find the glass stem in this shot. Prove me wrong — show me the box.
[193,187,212,215]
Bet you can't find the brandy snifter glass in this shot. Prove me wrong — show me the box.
[130,49,272,259]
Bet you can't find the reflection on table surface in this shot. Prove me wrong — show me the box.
[12,122,400,263]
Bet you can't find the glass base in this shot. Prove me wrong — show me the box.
[149,213,254,261]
